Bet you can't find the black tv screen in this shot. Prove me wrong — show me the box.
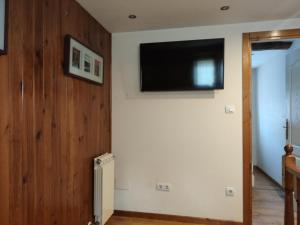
[140,38,224,91]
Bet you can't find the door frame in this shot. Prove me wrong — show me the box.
[243,28,300,225]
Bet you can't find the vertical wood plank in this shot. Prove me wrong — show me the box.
[21,0,35,221]
[0,53,10,225]
[8,0,26,224]
[33,0,46,224]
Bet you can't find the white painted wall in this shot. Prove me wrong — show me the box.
[112,19,300,222]
[252,68,259,167]
[286,40,300,161]
[0,0,5,50]
[290,39,300,51]
[252,50,288,185]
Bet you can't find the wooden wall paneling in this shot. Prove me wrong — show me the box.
[0,52,9,225]
[43,0,61,225]
[60,0,112,225]
[8,0,26,224]
[0,0,112,224]
[77,7,89,225]
[63,2,85,224]
[59,1,112,224]
[59,3,74,225]
[102,30,112,155]
[33,0,46,224]
[21,0,35,225]
[63,4,78,224]
[80,12,93,222]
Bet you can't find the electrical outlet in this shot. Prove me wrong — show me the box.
[225,187,236,197]
[156,183,171,192]
[225,105,236,114]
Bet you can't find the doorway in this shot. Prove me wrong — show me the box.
[242,29,300,225]
[251,39,300,224]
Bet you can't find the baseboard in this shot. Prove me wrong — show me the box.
[114,210,243,225]
[254,166,283,190]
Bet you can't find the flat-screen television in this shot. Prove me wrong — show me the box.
[140,38,224,91]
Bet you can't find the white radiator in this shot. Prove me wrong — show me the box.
[94,153,114,225]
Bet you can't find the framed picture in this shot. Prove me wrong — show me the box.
[0,0,8,55]
[64,35,104,84]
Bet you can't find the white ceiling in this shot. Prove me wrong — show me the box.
[76,0,300,33]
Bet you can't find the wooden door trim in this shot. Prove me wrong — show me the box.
[243,28,300,225]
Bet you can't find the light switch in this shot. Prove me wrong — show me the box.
[225,105,235,114]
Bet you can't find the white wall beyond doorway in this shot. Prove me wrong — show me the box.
[252,50,288,185]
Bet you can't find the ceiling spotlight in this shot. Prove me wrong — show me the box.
[220,6,230,11]
[128,15,137,19]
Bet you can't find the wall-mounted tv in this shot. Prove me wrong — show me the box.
[140,38,224,91]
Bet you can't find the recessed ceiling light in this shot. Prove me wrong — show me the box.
[220,6,230,11]
[128,15,137,19]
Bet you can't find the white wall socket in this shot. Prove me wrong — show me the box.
[156,183,171,192]
[225,105,236,114]
[225,187,236,197]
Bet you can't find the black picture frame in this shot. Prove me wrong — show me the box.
[0,0,8,55]
[64,35,104,85]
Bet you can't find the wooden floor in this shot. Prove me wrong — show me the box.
[252,167,286,225]
[107,216,205,225]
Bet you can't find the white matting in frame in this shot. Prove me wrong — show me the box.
[64,35,104,84]
[0,0,7,54]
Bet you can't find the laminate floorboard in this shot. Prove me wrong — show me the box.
[252,167,293,225]
[107,216,206,225]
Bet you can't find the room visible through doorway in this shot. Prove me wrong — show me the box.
[251,38,300,225]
